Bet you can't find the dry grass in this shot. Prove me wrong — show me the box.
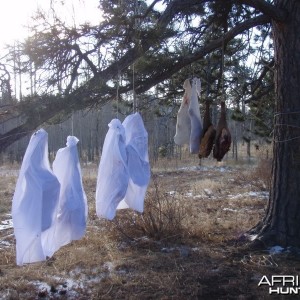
[1,153,299,299]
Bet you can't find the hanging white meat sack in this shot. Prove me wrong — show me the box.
[117,112,150,213]
[12,129,60,266]
[189,77,203,154]
[174,79,192,145]
[42,136,88,258]
[96,119,129,220]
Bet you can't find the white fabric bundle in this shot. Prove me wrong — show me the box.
[117,112,150,213]
[96,119,129,220]
[189,77,203,153]
[174,79,192,145]
[174,78,202,153]
[42,136,88,258]
[12,129,60,266]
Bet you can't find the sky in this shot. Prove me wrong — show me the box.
[0,0,102,51]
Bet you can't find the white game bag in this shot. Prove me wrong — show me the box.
[42,136,88,258]
[117,112,150,213]
[12,129,60,265]
[96,119,129,220]
[174,79,192,145]
[189,77,202,153]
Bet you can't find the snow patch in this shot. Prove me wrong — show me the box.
[64,278,84,290]
[32,280,51,292]
[0,240,11,248]
[248,234,258,241]
[0,219,13,231]
[203,189,213,197]
[223,208,238,212]
[178,165,232,173]
[103,261,114,272]
[228,191,269,200]
[161,247,175,253]
[178,166,207,171]
[185,192,193,197]
[191,247,201,252]
[269,245,284,254]
[69,266,83,277]
[31,275,89,299]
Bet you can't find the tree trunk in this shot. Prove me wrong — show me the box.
[246,139,251,159]
[253,0,300,247]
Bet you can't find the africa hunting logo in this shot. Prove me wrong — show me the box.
[258,275,300,295]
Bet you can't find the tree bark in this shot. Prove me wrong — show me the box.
[253,0,300,247]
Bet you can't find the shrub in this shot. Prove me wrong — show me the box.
[253,158,272,190]
[112,175,189,241]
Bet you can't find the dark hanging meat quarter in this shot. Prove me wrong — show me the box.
[213,101,231,161]
[199,100,216,159]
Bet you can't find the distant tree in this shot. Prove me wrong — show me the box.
[0,63,12,104]
[0,0,299,247]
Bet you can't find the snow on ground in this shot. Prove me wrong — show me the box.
[31,278,84,299]
[228,191,269,200]
[25,270,105,299]
[203,189,213,197]
[168,189,268,201]
[269,245,284,254]
[223,208,238,212]
[0,218,13,231]
[268,245,300,256]
[178,166,206,171]
[185,192,193,197]
[0,239,11,248]
[178,165,232,172]
[0,214,14,249]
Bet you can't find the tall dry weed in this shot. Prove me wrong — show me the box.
[250,158,272,190]
[110,175,189,242]
[136,177,188,240]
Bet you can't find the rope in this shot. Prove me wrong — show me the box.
[116,70,120,118]
[274,110,300,117]
[71,113,74,136]
[274,123,300,130]
[274,136,300,143]
[221,35,225,103]
[132,0,140,113]
[273,123,300,143]
[272,111,300,142]
[132,63,137,113]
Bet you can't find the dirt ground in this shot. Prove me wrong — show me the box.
[1,157,300,299]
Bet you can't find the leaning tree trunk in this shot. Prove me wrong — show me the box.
[254,0,300,247]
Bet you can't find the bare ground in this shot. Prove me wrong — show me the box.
[0,157,300,299]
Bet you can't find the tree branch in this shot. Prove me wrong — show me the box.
[64,58,82,95]
[135,15,271,94]
[94,0,208,80]
[72,44,98,76]
[249,59,274,95]
[237,0,287,22]
[245,84,274,103]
